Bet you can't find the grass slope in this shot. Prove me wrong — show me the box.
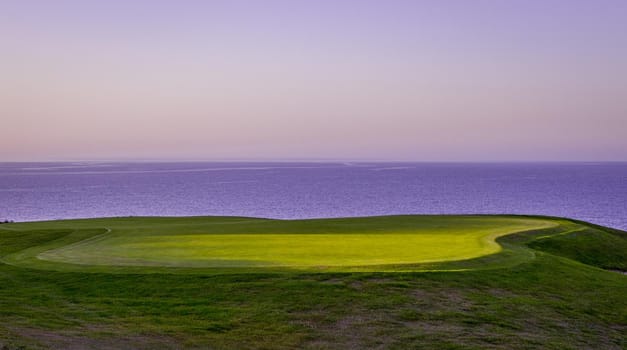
[528,224,627,270]
[0,215,625,349]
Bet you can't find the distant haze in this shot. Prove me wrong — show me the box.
[1,0,626,161]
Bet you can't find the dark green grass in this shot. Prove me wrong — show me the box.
[0,215,625,349]
[528,226,627,270]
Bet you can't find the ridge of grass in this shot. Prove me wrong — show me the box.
[528,226,627,270]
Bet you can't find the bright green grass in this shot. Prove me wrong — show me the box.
[4,216,556,272]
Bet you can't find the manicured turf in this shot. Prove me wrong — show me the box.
[19,216,556,270]
[0,215,625,349]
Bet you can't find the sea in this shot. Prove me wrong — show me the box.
[1,162,626,230]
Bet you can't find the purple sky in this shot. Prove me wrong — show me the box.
[1,0,626,161]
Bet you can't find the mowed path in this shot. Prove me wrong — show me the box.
[0,215,561,271]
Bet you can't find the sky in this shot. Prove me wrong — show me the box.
[1,0,626,162]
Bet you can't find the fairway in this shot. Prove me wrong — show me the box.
[4,215,557,271]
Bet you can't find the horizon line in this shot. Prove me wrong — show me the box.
[2,159,627,164]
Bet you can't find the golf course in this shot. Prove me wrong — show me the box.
[1,215,626,348]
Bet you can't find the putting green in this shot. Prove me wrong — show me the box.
[2,215,562,272]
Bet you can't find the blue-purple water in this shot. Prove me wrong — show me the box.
[1,162,626,230]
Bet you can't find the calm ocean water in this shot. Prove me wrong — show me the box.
[0,162,626,230]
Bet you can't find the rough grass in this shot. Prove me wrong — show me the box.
[0,215,625,349]
[528,226,627,270]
